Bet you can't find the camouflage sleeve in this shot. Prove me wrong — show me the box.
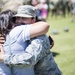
[4,35,50,66]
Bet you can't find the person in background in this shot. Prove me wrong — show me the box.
[39,0,48,21]
[71,0,75,22]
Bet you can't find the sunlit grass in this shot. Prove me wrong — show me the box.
[46,14,75,75]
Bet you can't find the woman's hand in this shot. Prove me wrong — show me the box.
[0,46,4,61]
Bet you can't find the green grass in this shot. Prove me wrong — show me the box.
[46,15,75,75]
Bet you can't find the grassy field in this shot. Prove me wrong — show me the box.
[46,15,75,75]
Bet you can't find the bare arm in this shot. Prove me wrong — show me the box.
[30,21,50,38]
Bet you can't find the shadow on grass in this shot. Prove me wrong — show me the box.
[52,52,59,57]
